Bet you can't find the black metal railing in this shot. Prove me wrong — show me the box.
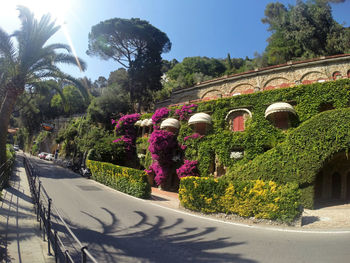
[0,158,15,189]
[23,156,98,263]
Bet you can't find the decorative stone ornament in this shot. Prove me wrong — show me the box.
[188,113,212,135]
[265,102,296,118]
[265,102,296,130]
[160,118,180,129]
[160,118,180,134]
[188,113,212,125]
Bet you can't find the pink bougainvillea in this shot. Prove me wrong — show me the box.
[148,130,177,161]
[174,104,197,121]
[147,129,178,185]
[145,162,170,185]
[152,107,169,124]
[176,160,199,178]
[112,113,140,153]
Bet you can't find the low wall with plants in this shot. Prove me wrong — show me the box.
[228,108,350,208]
[179,177,301,223]
[87,160,151,199]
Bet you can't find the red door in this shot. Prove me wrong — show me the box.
[233,115,244,131]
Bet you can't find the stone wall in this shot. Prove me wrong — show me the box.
[157,54,350,107]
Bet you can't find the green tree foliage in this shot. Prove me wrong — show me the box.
[55,117,127,165]
[107,68,128,89]
[0,6,86,169]
[87,85,130,128]
[262,0,350,65]
[51,85,88,116]
[87,18,171,110]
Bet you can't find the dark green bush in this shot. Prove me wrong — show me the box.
[87,160,151,199]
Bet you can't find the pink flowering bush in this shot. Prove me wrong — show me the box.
[145,162,170,185]
[176,160,199,178]
[148,130,177,160]
[152,107,169,124]
[147,130,178,185]
[112,113,140,153]
[174,104,197,121]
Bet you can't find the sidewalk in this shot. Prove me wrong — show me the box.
[0,154,53,262]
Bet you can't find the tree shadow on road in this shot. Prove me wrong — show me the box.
[53,207,256,263]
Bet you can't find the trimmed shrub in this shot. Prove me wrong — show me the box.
[87,160,151,199]
[179,177,301,223]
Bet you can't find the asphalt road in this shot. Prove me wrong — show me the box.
[29,156,350,263]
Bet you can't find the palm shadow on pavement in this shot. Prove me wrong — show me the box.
[52,207,256,263]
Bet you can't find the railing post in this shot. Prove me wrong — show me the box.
[43,206,46,241]
[65,250,69,263]
[54,230,58,263]
[39,202,42,230]
[37,182,42,220]
[47,198,52,255]
[81,246,87,263]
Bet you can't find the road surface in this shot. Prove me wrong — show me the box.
[28,155,350,263]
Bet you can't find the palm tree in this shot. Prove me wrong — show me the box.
[0,6,87,170]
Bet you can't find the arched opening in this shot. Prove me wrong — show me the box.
[347,172,350,200]
[332,71,342,80]
[332,172,341,199]
[315,151,350,207]
[319,102,334,112]
[314,171,323,200]
[347,70,350,78]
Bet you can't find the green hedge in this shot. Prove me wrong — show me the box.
[228,108,350,208]
[179,177,301,223]
[1,145,16,189]
[87,160,151,199]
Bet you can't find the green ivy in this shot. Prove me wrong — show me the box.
[227,108,350,208]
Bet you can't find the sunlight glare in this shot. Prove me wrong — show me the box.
[14,0,71,25]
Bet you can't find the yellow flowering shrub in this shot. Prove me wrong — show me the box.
[179,177,301,222]
[87,160,151,198]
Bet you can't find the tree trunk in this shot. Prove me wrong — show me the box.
[0,89,19,171]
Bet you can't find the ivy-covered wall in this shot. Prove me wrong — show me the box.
[136,79,350,208]
[174,79,350,176]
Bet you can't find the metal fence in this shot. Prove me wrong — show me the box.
[0,158,14,189]
[23,156,98,263]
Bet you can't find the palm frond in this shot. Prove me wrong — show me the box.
[52,53,87,71]
[0,28,16,62]
[60,73,90,103]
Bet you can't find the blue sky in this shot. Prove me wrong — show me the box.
[0,0,349,81]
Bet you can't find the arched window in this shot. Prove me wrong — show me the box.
[225,109,252,132]
[332,71,342,80]
[347,70,350,78]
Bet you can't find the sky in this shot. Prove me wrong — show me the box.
[0,0,349,82]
